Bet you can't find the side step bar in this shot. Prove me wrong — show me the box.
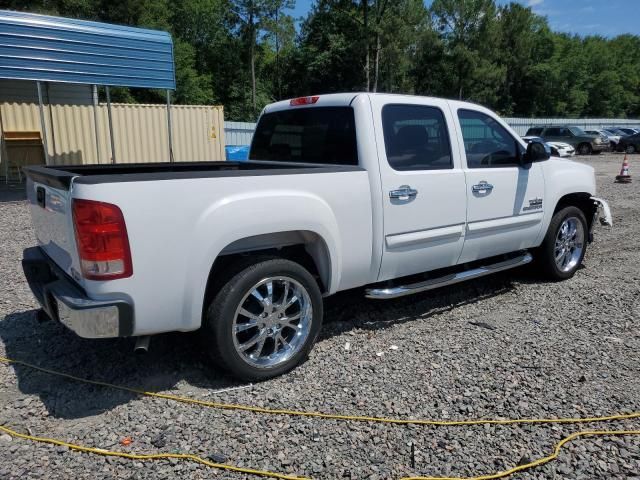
[365,252,533,300]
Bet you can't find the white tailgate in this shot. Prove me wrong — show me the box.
[27,178,81,280]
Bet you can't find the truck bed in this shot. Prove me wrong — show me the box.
[24,160,363,189]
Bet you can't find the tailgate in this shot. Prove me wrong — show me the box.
[26,177,82,283]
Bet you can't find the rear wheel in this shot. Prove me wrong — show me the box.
[536,206,587,280]
[577,143,592,155]
[626,144,636,154]
[203,258,323,381]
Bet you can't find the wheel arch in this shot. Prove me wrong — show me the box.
[201,230,333,323]
[553,192,597,232]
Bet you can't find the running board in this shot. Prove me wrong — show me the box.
[365,252,533,300]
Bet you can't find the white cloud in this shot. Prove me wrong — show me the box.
[527,0,544,6]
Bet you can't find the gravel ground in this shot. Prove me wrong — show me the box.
[0,153,639,480]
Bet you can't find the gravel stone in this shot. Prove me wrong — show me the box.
[0,154,639,479]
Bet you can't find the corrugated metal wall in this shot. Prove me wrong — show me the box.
[504,118,640,136]
[100,103,225,163]
[224,121,257,146]
[1,98,225,164]
[224,118,640,144]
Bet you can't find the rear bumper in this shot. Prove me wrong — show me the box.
[21,247,134,338]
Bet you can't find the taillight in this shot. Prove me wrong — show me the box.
[290,96,319,106]
[72,199,132,280]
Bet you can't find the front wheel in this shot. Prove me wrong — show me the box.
[203,258,323,381]
[626,144,636,154]
[577,143,592,155]
[536,206,587,280]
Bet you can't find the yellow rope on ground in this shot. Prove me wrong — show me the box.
[1,355,639,480]
[0,423,309,480]
[400,430,640,480]
[1,356,639,427]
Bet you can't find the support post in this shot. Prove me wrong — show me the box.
[0,104,8,184]
[36,81,50,165]
[166,89,174,162]
[105,86,116,164]
[92,85,102,164]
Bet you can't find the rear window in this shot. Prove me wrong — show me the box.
[382,104,452,171]
[526,127,543,136]
[249,107,358,165]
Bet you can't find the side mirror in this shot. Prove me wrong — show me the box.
[523,139,550,164]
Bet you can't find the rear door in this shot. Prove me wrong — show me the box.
[372,96,467,281]
[452,106,545,263]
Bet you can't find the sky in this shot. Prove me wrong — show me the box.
[288,0,640,38]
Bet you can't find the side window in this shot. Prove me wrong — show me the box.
[382,104,452,171]
[545,127,561,136]
[458,109,520,168]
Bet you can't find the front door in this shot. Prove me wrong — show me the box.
[372,97,468,281]
[453,107,545,264]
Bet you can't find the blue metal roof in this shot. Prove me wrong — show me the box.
[0,10,175,89]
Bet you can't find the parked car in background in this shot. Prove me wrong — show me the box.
[525,126,608,155]
[603,127,628,137]
[546,140,576,158]
[586,129,620,150]
[522,136,574,157]
[607,127,640,136]
[618,132,640,153]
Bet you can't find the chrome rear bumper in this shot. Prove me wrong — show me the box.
[22,247,133,338]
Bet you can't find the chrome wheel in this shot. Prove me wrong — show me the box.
[232,276,313,369]
[554,217,584,273]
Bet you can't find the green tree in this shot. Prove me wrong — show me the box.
[430,0,505,105]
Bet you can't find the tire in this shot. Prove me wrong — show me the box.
[203,258,323,381]
[536,206,588,280]
[577,143,592,155]
[626,144,636,154]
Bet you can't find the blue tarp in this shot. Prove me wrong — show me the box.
[225,145,250,161]
[0,10,175,89]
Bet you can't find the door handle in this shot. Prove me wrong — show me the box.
[389,185,418,200]
[472,181,494,193]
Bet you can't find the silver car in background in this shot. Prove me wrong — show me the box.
[586,129,620,150]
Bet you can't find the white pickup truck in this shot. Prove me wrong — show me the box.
[22,93,612,380]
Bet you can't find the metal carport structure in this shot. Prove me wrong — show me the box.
[0,9,176,171]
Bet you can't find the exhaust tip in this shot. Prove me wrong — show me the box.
[134,335,150,354]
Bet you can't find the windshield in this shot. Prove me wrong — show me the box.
[569,126,586,136]
[250,107,358,165]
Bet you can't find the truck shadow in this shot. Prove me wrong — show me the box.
[0,183,27,203]
[320,269,525,340]
[1,267,539,420]
[0,310,241,419]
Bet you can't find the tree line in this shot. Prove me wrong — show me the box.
[3,0,640,121]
